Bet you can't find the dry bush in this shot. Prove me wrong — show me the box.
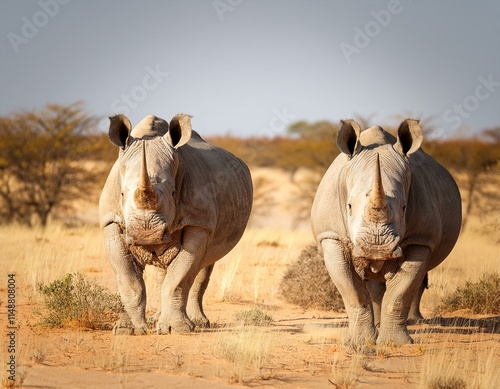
[439,273,500,314]
[426,377,467,389]
[279,244,344,311]
[37,272,122,329]
[234,307,273,326]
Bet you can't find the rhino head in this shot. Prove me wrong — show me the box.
[108,114,192,248]
[337,119,423,270]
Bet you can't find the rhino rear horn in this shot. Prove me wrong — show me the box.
[134,141,160,210]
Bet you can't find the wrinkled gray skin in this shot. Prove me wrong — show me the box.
[311,119,461,348]
[99,114,253,335]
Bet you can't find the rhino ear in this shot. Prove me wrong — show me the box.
[395,119,423,156]
[337,120,362,157]
[166,114,192,149]
[109,115,133,149]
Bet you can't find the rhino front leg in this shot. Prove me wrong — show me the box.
[103,223,148,335]
[157,228,209,334]
[378,245,429,345]
[187,264,214,328]
[321,239,377,351]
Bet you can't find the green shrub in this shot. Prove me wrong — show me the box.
[279,245,344,311]
[37,272,122,329]
[440,273,500,314]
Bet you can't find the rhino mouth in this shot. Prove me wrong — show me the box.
[125,228,171,246]
[352,236,402,261]
[124,211,172,247]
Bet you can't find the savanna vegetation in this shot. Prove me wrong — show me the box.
[1,102,499,231]
[1,103,499,387]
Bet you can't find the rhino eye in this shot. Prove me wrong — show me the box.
[348,204,352,215]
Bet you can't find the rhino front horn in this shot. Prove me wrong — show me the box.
[134,141,160,210]
[365,153,390,222]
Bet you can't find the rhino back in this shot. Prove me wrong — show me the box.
[99,158,123,228]
[176,132,253,261]
[311,154,350,243]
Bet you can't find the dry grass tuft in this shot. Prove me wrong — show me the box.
[211,325,274,383]
[439,272,500,314]
[426,377,467,389]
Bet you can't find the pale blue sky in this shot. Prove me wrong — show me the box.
[1,1,499,138]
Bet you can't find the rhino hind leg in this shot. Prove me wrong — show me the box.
[147,267,167,329]
[367,280,386,328]
[187,264,214,328]
[407,273,428,324]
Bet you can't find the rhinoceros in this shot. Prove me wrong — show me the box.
[99,114,253,335]
[311,119,461,347]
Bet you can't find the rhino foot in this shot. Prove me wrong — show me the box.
[190,315,210,328]
[157,316,195,335]
[343,327,377,354]
[113,320,148,336]
[407,310,425,325]
[376,328,413,346]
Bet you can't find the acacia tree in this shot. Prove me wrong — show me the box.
[0,102,101,226]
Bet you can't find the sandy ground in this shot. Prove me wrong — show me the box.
[10,300,500,388]
[2,167,500,388]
